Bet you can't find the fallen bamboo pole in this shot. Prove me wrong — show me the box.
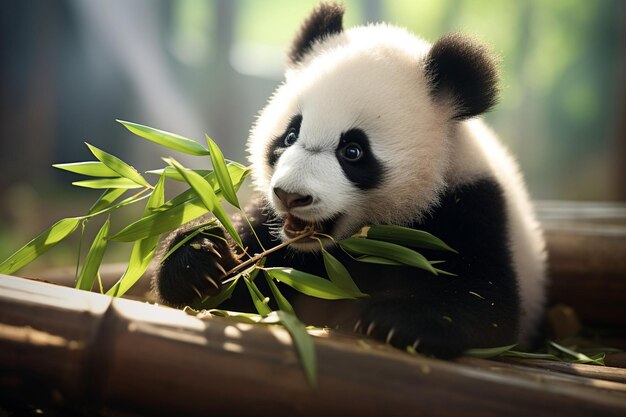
[1,274,625,417]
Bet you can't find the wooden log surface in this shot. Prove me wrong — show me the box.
[1,274,626,417]
[537,201,626,327]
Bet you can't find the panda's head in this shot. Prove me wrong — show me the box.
[247,3,498,250]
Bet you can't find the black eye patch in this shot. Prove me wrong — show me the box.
[267,114,302,167]
[335,129,385,190]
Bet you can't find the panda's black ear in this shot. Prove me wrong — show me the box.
[289,2,344,65]
[424,33,499,120]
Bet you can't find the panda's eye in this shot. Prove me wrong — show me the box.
[342,143,363,161]
[284,129,298,147]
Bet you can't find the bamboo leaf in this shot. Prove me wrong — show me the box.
[264,270,296,315]
[88,188,127,215]
[549,341,605,365]
[75,218,110,291]
[355,256,404,266]
[464,344,518,358]
[117,120,210,156]
[339,238,437,274]
[321,250,366,297]
[167,158,217,211]
[72,178,144,189]
[151,163,249,212]
[145,174,166,211]
[53,161,120,177]
[358,225,457,253]
[277,310,317,387]
[194,278,240,310]
[146,167,212,182]
[264,268,356,300]
[106,176,165,297]
[0,217,82,275]
[207,309,270,324]
[206,135,239,208]
[244,277,272,316]
[86,143,150,187]
[167,158,242,247]
[501,351,562,361]
[85,192,151,219]
[110,197,209,242]
[106,237,158,297]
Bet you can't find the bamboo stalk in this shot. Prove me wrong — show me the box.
[1,274,625,417]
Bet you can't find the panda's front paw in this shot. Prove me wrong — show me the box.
[354,300,467,358]
[153,224,241,308]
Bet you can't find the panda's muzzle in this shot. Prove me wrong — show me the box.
[273,188,313,210]
[273,187,338,239]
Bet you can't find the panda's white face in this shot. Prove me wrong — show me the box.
[248,25,454,250]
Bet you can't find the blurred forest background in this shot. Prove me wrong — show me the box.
[0,0,624,269]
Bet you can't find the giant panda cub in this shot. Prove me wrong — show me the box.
[154,3,547,357]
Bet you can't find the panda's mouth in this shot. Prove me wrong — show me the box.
[283,213,337,240]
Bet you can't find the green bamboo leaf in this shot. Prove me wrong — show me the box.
[106,176,165,297]
[247,258,266,281]
[433,267,457,276]
[264,268,356,300]
[117,120,210,156]
[145,174,166,211]
[0,217,82,275]
[549,341,605,365]
[339,238,437,274]
[53,161,120,177]
[110,197,209,242]
[146,167,212,182]
[152,163,249,212]
[85,192,151,219]
[106,237,158,297]
[264,270,296,315]
[206,135,239,208]
[88,188,127,215]
[464,344,518,359]
[501,351,562,361]
[167,158,243,247]
[321,250,366,297]
[194,278,240,310]
[358,225,457,253]
[355,256,404,266]
[86,143,150,187]
[75,218,110,291]
[276,310,317,387]
[167,158,217,211]
[207,308,270,324]
[72,178,144,189]
[244,277,272,316]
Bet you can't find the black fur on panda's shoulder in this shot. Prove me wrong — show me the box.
[288,2,344,65]
[424,33,499,120]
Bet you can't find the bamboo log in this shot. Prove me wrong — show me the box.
[537,201,626,326]
[1,274,625,417]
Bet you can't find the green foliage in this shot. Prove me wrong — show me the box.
[117,120,210,156]
[206,135,240,209]
[0,217,82,275]
[75,217,110,291]
[465,341,607,365]
[86,143,150,188]
[339,237,438,274]
[0,120,457,387]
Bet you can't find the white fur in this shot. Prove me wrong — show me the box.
[247,23,546,343]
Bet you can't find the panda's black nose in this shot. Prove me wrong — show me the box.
[274,188,313,209]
